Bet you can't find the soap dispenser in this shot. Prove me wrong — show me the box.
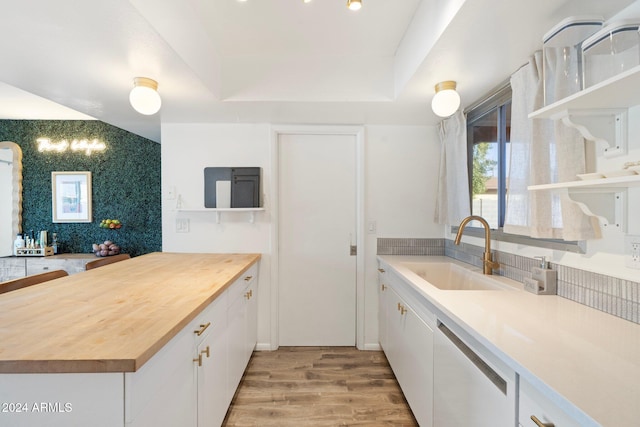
[524,256,557,295]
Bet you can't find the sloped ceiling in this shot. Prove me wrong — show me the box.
[0,0,636,142]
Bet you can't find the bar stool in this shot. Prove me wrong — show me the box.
[0,270,69,295]
[85,254,131,270]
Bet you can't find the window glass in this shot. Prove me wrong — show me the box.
[468,102,510,229]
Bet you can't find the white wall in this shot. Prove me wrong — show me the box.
[161,123,442,350]
[161,123,273,346]
[364,125,441,346]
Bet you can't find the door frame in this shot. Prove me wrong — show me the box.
[269,125,365,350]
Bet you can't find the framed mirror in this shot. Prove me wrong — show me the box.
[0,141,23,257]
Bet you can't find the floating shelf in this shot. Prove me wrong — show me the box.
[527,174,640,191]
[529,65,640,119]
[528,176,640,230]
[176,208,265,224]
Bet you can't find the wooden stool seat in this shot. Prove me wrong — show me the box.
[0,270,69,295]
[85,254,131,270]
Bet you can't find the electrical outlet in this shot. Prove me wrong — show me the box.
[625,235,640,269]
[176,218,189,233]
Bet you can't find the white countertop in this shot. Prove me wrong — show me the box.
[379,255,640,427]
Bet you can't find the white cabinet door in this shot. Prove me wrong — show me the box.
[196,320,228,427]
[519,378,582,427]
[244,278,258,361]
[379,271,434,427]
[377,265,389,351]
[433,322,516,427]
[227,285,249,399]
[125,314,198,427]
[400,303,433,427]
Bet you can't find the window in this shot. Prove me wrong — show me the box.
[460,83,583,253]
[467,89,511,229]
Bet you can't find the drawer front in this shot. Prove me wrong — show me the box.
[193,290,227,344]
[26,257,91,275]
[227,262,258,305]
[0,257,26,281]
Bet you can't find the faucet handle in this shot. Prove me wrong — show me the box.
[534,256,547,268]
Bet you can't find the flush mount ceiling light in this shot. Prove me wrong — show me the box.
[431,81,460,118]
[129,77,161,115]
[347,0,362,11]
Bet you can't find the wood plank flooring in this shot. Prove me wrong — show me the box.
[223,347,418,426]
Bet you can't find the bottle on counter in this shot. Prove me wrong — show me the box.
[13,233,24,255]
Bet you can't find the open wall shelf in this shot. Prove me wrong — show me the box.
[176,208,265,224]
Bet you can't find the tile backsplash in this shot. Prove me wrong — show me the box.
[378,238,640,324]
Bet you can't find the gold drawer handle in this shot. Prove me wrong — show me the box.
[397,302,402,311]
[381,284,387,291]
[245,289,254,299]
[193,354,202,367]
[244,275,253,281]
[400,305,407,315]
[194,322,211,336]
[201,346,210,358]
[378,268,385,273]
[531,416,554,427]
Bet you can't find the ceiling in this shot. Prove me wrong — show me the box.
[0,0,636,142]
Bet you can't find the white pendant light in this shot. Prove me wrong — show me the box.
[347,0,362,11]
[431,81,460,118]
[129,77,162,115]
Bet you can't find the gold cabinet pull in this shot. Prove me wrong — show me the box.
[530,416,554,427]
[400,305,407,315]
[381,284,387,291]
[397,302,402,311]
[193,354,202,367]
[378,268,385,273]
[244,275,253,281]
[201,346,210,358]
[194,322,211,336]
[245,289,253,299]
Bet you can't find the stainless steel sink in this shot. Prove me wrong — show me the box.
[400,262,511,291]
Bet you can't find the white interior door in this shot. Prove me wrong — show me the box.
[278,133,357,346]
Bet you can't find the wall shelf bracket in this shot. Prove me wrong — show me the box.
[563,187,627,232]
[552,109,627,158]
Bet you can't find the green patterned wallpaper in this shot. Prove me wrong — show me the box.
[0,120,161,257]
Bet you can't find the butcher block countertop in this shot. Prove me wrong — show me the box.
[0,252,260,374]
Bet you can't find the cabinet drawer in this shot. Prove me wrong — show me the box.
[26,257,91,275]
[519,378,582,427]
[227,262,258,305]
[193,290,227,343]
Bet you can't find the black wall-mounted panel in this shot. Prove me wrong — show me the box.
[204,167,260,208]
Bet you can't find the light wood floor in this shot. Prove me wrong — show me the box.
[222,347,418,426]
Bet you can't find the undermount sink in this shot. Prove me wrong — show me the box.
[400,262,511,291]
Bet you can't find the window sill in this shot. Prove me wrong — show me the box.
[450,226,586,254]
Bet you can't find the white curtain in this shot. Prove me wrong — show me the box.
[434,110,471,225]
[504,51,601,240]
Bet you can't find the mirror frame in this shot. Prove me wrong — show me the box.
[0,141,23,242]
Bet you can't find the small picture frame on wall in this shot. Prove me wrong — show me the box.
[52,171,92,223]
